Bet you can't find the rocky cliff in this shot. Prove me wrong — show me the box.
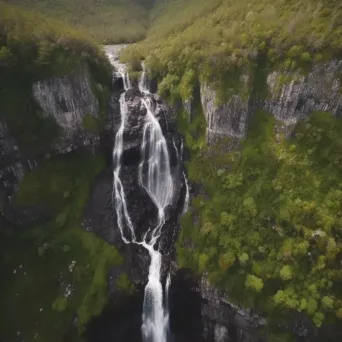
[200,61,342,143]
[32,67,100,147]
[0,66,105,227]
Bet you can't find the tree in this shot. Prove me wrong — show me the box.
[274,290,285,304]
[199,253,209,272]
[322,296,334,310]
[307,298,318,315]
[219,252,236,270]
[239,253,249,265]
[245,274,264,292]
[0,46,15,67]
[280,265,292,281]
[313,312,324,327]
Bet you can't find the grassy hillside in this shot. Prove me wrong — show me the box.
[1,0,151,43]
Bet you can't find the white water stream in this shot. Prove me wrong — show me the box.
[105,47,175,342]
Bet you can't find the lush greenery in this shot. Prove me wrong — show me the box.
[0,3,111,154]
[177,110,342,331]
[0,152,122,342]
[122,0,342,103]
[1,0,153,43]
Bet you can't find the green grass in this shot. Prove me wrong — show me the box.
[0,152,122,341]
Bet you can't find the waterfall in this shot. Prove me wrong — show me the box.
[182,172,190,214]
[139,95,173,342]
[104,45,131,90]
[139,63,149,94]
[112,93,136,243]
[180,139,190,214]
[139,97,174,243]
[107,48,173,342]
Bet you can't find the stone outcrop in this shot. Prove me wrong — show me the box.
[198,277,266,342]
[33,67,99,138]
[200,61,342,143]
[200,81,250,143]
[265,61,342,123]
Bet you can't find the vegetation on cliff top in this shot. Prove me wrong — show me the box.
[177,109,342,332]
[0,152,122,342]
[122,0,342,103]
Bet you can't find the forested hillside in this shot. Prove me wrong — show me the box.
[0,0,154,43]
[122,0,342,333]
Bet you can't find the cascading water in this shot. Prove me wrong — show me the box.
[106,47,174,342]
[182,172,190,214]
[112,93,136,243]
[180,139,190,214]
[139,63,149,94]
[105,45,131,90]
[139,97,174,342]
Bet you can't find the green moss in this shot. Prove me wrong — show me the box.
[116,273,135,294]
[176,92,207,152]
[0,151,123,341]
[52,296,68,312]
[82,114,100,132]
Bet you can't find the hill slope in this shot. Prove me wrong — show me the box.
[1,0,151,43]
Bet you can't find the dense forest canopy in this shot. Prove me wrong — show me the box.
[0,0,156,43]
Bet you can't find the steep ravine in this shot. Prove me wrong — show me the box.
[2,44,342,342]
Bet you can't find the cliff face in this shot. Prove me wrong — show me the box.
[0,66,104,226]
[198,277,266,342]
[32,67,100,144]
[200,61,342,142]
